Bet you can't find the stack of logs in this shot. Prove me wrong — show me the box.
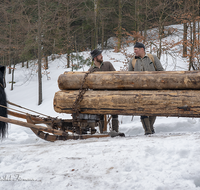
[54,71,200,118]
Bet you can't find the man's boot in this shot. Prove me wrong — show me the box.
[112,115,119,132]
[141,116,152,135]
[99,120,104,133]
[99,115,104,134]
[112,118,119,132]
[149,116,156,134]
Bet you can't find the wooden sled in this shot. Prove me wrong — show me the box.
[2,70,200,142]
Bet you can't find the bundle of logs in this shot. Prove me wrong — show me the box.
[54,71,200,118]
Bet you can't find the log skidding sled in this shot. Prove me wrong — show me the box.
[1,70,200,142]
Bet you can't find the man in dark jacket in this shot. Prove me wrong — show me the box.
[128,42,164,135]
[89,49,119,133]
[89,49,115,72]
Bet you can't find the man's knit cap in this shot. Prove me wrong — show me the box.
[134,42,145,50]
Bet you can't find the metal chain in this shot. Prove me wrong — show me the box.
[72,70,94,133]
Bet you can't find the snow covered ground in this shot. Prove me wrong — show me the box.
[1,26,200,190]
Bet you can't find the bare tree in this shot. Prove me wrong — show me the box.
[38,0,42,105]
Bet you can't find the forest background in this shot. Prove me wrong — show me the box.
[0,0,200,104]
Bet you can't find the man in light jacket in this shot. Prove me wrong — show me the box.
[128,42,164,135]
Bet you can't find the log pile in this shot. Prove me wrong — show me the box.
[54,71,200,117]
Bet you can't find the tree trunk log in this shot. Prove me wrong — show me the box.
[54,90,200,117]
[58,71,200,90]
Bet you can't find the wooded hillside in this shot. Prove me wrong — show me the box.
[0,0,199,69]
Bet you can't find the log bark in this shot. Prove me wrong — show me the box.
[54,90,200,117]
[58,71,200,90]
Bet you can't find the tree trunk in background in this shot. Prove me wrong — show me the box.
[183,23,188,57]
[189,22,195,70]
[117,0,122,52]
[91,30,95,50]
[81,25,86,51]
[192,18,196,69]
[45,56,48,69]
[101,19,104,50]
[67,53,70,68]
[158,22,163,59]
[135,0,139,41]
[134,0,140,42]
[188,0,197,70]
[193,20,196,48]
[198,21,200,51]
[66,0,70,68]
[38,0,42,105]
[135,0,138,32]
[94,0,99,48]
[7,0,15,75]
[198,0,200,51]
[143,0,148,43]
[74,34,77,52]
[8,24,12,74]
[11,63,15,91]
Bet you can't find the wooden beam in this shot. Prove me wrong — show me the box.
[8,110,43,122]
[54,90,200,117]
[58,71,200,90]
[0,116,67,136]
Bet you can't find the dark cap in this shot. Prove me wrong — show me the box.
[91,49,102,60]
[134,42,145,50]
